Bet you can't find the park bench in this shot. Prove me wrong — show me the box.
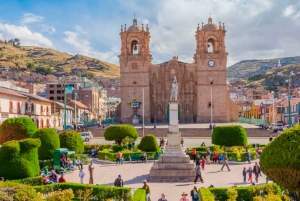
[129,154,148,163]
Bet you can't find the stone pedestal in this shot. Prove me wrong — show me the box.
[148,102,195,182]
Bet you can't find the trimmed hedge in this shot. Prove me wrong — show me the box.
[0,181,42,200]
[138,134,160,152]
[59,130,84,153]
[104,124,138,145]
[199,184,281,201]
[98,149,159,161]
[133,189,146,201]
[0,138,41,179]
[212,125,248,147]
[260,125,300,194]
[0,117,38,144]
[33,128,60,160]
[188,151,240,162]
[12,176,43,186]
[34,182,132,200]
[69,154,89,165]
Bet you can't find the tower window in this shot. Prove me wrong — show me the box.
[207,39,214,53]
[131,40,139,54]
[208,102,212,107]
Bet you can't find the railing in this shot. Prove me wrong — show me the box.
[238,118,266,125]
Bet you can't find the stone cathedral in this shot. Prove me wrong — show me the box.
[119,17,238,123]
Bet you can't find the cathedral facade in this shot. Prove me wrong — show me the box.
[119,17,238,123]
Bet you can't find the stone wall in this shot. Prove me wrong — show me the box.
[89,127,276,138]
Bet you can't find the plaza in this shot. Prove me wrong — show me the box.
[65,158,266,201]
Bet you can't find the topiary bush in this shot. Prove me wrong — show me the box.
[33,128,60,160]
[138,134,159,152]
[0,138,41,180]
[104,124,138,145]
[260,125,300,195]
[59,130,84,153]
[0,117,38,144]
[212,125,248,147]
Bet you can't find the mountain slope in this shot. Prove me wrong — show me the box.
[0,39,120,78]
[227,56,300,82]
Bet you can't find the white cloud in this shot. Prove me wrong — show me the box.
[283,3,300,24]
[63,27,118,63]
[20,13,44,24]
[0,23,54,48]
[283,5,296,17]
[40,24,56,34]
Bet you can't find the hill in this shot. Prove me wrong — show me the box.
[0,39,120,78]
[227,56,300,82]
[245,63,300,92]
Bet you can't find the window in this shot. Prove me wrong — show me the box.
[131,40,139,54]
[31,103,34,112]
[207,39,214,53]
[25,102,28,111]
[208,102,212,107]
[57,97,62,100]
[46,106,49,113]
[85,95,89,98]
[17,102,21,109]
[50,90,54,94]
[50,97,54,100]
[49,85,54,88]
[9,101,13,110]
[57,90,61,94]
[41,106,44,112]
[57,84,61,88]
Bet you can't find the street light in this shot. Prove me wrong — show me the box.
[277,71,295,128]
[271,91,275,124]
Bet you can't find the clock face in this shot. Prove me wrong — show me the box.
[208,60,215,67]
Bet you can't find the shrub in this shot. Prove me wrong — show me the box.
[46,188,74,201]
[0,181,42,200]
[0,117,38,144]
[32,128,60,160]
[59,130,84,153]
[212,125,248,147]
[260,125,300,195]
[34,182,132,200]
[138,134,159,152]
[199,188,215,201]
[98,149,160,161]
[240,151,257,162]
[84,144,114,153]
[0,138,41,179]
[133,189,146,201]
[12,176,43,186]
[69,154,89,165]
[227,187,238,201]
[104,124,138,145]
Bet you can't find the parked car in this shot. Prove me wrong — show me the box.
[79,131,93,142]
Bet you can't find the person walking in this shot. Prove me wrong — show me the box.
[88,161,94,184]
[142,180,151,201]
[192,149,197,163]
[116,151,122,165]
[220,154,231,171]
[245,149,251,164]
[179,192,190,201]
[247,166,253,183]
[253,162,261,183]
[200,156,206,170]
[79,168,85,184]
[190,186,199,201]
[206,148,211,164]
[194,163,204,184]
[158,193,167,201]
[242,167,247,183]
[114,174,124,187]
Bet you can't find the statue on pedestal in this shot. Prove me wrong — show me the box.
[170,76,178,102]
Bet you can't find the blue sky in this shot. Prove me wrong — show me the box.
[0,0,299,66]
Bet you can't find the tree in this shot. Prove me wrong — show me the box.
[35,66,52,75]
[0,138,41,179]
[0,117,38,144]
[27,63,35,70]
[104,124,138,145]
[137,135,159,152]
[212,125,248,147]
[260,125,300,195]
[59,130,84,153]
[32,128,60,160]
[13,38,21,47]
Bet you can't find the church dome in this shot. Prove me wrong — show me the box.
[202,17,219,31]
[127,19,142,32]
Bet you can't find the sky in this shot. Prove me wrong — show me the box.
[0,0,299,67]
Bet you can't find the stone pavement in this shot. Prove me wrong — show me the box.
[64,159,267,201]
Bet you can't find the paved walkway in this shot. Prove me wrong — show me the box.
[64,159,267,201]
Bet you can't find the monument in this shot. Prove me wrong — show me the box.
[148,77,195,182]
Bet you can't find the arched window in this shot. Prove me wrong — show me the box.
[31,103,34,112]
[46,106,49,113]
[17,102,21,109]
[9,101,13,110]
[41,106,43,114]
[207,39,214,53]
[131,40,139,54]
[25,102,28,111]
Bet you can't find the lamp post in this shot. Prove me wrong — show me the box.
[278,71,295,128]
[271,91,275,124]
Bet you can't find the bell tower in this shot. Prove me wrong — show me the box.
[119,18,152,123]
[194,17,229,122]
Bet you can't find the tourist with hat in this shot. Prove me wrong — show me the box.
[142,180,151,201]
[158,193,167,201]
[179,192,190,201]
[114,174,124,187]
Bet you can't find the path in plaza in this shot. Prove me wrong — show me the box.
[65,159,267,201]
